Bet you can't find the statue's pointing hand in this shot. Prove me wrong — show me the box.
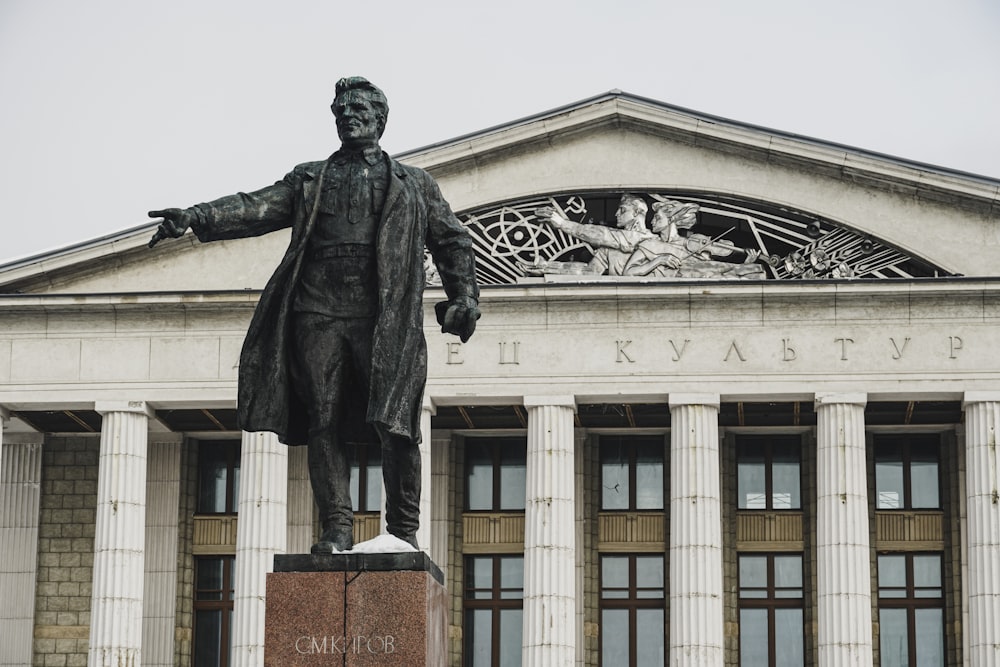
[147,208,197,248]
[533,206,570,229]
[438,296,481,343]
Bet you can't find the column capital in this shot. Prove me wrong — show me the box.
[963,391,1000,408]
[523,395,577,410]
[814,392,867,409]
[668,393,720,409]
[0,406,9,421]
[422,396,437,415]
[94,400,155,419]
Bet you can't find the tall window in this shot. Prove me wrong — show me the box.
[738,553,804,667]
[464,555,523,667]
[737,436,801,510]
[600,554,665,666]
[600,436,664,510]
[194,556,235,667]
[350,442,382,512]
[877,553,944,666]
[465,438,526,511]
[875,436,940,510]
[198,441,240,514]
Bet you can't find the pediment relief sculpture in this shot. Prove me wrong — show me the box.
[450,192,950,286]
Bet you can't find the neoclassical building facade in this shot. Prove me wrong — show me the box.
[1,92,999,667]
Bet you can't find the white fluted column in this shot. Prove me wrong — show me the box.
[417,401,434,551]
[232,431,287,667]
[142,434,183,667]
[963,393,1000,667]
[523,396,578,667]
[286,446,313,553]
[430,429,451,572]
[814,393,872,666]
[669,394,723,666]
[89,401,153,667]
[0,426,44,667]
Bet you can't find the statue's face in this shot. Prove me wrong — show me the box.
[615,201,640,228]
[651,210,671,234]
[333,90,383,147]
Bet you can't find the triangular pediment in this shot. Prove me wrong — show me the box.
[2,91,996,294]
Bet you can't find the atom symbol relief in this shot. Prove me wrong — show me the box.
[481,207,559,261]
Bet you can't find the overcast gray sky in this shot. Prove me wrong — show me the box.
[1,0,998,264]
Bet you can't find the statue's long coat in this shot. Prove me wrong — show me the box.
[191,155,478,446]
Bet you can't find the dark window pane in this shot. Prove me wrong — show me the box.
[914,608,944,665]
[636,608,665,666]
[913,555,941,590]
[466,442,494,511]
[878,555,906,590]
[879,608,909,667]
[876,460,904,509]
[349,462,361,512]
[910,459,939,509]
[499,609,522,667]
[601,609,629,665]
[771,457,800,509]
[635,441,664,510]
[467,557,493,591]
[499,444,526,511]
[774,608,804,667]
[774,555,802,590]
[739,556,767,591]
[738,442,766,510]
[231,463,240,512]
[465,609,492,667]
[601,442,629,510]
[739,608,768,667]
[197,558,224,592]
[500,557,524,592]
[198,447,229,513]
[602,556,629,591]
[636,556,664,591]
[365,460,382,512]
[194,609,222,667]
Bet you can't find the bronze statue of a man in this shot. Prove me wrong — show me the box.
[149,77,480,552]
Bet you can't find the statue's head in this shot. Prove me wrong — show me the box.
[615,194,648,229]
[331,77,389,147]
[651,200,699,234]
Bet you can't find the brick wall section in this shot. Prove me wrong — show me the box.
[33,436,99,667]
[801,430,818,667]
[721,433,738,666]
[942,431,963,667]
[174,439,197,667]
[865,432,881,666]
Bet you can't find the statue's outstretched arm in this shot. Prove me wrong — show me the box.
[534,206,639,251]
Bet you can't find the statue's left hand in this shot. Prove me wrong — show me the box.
[439,296,481,343]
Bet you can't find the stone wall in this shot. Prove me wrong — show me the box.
[174,439,197,667]
[33,436,99,667]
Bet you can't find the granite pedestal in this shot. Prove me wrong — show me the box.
[264,552,447,667]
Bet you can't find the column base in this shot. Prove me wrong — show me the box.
[265,552,447,666]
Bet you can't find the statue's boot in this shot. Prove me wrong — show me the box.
[307,432,354,553]
[381,433,421,549]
